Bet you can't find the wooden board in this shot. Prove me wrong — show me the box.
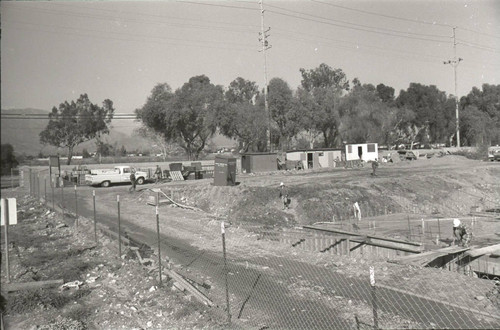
[169,171,184,181]
[465,244,500,258]
[391,245,470,267]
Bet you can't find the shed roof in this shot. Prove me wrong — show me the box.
[241,152,278,156]
[286,148,342,153]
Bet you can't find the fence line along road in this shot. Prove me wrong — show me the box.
[25,168,500,329]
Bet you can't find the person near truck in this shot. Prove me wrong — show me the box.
[155,165,163,183]
[129,169,136,192]
[453,218,471,247]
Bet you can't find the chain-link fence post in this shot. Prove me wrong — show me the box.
[156,192,162,286]
[37,173,40,200]
[74,185,78,229]
[407,214,411,240]
[93,190,97,243]
[221,221,231,325]
[437,217,441,242]
[44,177,47,206]
[29,168,32,195]
[61,180,64,222]
[117,195,122,258]
[370,266,379,329]
[11,168,14,189]
[51,178,55,211]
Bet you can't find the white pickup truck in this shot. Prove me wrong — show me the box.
[85,166,149,187]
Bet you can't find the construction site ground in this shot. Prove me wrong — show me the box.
[2,154,500,329]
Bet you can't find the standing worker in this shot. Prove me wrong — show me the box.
[452,219,471,247]
[371,158,379,176]
[279,182,290,210]
[155,165,163,184]
[353,202,362,221]
[129,169,136,193]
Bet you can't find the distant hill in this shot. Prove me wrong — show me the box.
[1,108,234,156]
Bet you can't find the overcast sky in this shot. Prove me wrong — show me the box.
[1,0,499,116]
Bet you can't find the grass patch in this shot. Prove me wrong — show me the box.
[64,304,93,323]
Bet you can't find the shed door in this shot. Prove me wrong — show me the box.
[313,152,320,168]
[328,152,334,167]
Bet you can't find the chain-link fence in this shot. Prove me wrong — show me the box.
[0,168,22,189]
[17,167,500,329]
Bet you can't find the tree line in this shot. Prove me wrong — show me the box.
[39,63,500,163]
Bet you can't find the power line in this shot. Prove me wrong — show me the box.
[266,3,451,40]
[5,20,256,52]
[312,0,500,40]
[311,0,452,28]
[182,1,259,11]
[457,26,500,40]
[50,1,261,30]
[266,9,451,44]
[456,39,500,53]
[8,3,258,35]
[1,113,137,120]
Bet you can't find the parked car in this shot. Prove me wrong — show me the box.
[85,166,150,187]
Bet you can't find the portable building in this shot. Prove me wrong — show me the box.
[214,155,237,186]
[241,152,277,173]
[286,148,343,169]
[345,143,378,162]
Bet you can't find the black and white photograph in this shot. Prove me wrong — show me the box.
[1,0,499,329]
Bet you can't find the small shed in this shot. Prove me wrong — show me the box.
[286,148,343,169]
[345,143,378,162]
[241,152,278,174]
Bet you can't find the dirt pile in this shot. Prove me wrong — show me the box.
[166,156,500,228]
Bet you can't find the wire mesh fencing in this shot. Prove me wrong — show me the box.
[18,167,500,329]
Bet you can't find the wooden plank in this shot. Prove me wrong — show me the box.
[164,269,213,307]
[5,279,64,292]
[303,225,422,246]
[392,246,470,266]
[464,244,500,258]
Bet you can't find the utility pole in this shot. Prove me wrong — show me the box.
[259,0,272,151]
[443,27,463,148]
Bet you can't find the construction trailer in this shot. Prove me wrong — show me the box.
[286,148,343,170]
[241,152,278,174]
[345,143,378,162]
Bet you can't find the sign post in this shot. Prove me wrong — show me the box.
[93,190,97,242]
[156,192,162,286]
[117,195,121,258]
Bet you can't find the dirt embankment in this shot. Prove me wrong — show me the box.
[162,156,500,228]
